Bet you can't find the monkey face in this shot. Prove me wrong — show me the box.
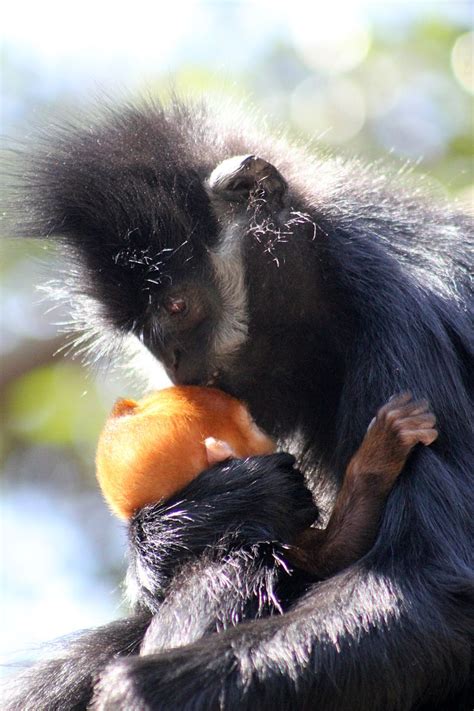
[147,153,289,388]
[72,152,291,392]
[131,154,289,389]
[20,103,317,424]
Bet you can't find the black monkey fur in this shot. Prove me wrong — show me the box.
[5,99,474,710]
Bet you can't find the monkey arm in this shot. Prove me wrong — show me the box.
[4,614,151,711]
[125,450,317,656]
[138,543,291,656]
[289,394,438,578]
[127,453,317,611]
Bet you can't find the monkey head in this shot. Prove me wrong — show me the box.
[96,385,275,519]
[16,102,341,437]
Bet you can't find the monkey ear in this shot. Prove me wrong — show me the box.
[110,398,138,418]
[204,437,236,466]
[208,155,287,205]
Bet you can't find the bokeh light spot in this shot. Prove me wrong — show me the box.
[451,31,474,94]
[291,77,366,144]
[290,10,371,75]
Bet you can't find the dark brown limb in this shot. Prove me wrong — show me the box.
[289,393,437,577]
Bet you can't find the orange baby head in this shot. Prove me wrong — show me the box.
[96,385,275,520]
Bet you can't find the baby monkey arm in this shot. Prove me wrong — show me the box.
[290,393,437,577]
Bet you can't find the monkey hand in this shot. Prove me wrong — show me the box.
[133,452,317,552]
[347,392,438,491]
[204,452,318,541]
[128,453,317,602]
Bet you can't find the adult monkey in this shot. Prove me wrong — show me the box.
[9,100,473,710]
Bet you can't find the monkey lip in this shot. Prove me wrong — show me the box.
[166,367,221,389]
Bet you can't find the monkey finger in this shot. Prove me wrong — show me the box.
[388,392,413,404]
[378,394,415,420]
[385,400,431,424]
[204,437,237,466]
[381,392,413,414]
[400,428,438,447]
[398,400,431,418]
[396,414,437,431]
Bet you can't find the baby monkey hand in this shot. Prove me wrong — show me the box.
[347,392,438,490]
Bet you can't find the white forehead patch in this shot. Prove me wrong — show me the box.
[210,222,249,364]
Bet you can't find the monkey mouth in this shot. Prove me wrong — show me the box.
[166,367,222,389]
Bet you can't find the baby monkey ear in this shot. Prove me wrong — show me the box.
[208,155,287,206]
[204,437,236,466]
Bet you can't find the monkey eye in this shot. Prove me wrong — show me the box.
[164,296,188,316]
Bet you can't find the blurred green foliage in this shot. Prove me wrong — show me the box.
[6,363,107,448]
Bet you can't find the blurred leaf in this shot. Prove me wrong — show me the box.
[5,362,107,447]
[450,132,474,158]
[409,18,462,62]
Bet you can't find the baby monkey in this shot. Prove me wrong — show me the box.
[97,388,437,580]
